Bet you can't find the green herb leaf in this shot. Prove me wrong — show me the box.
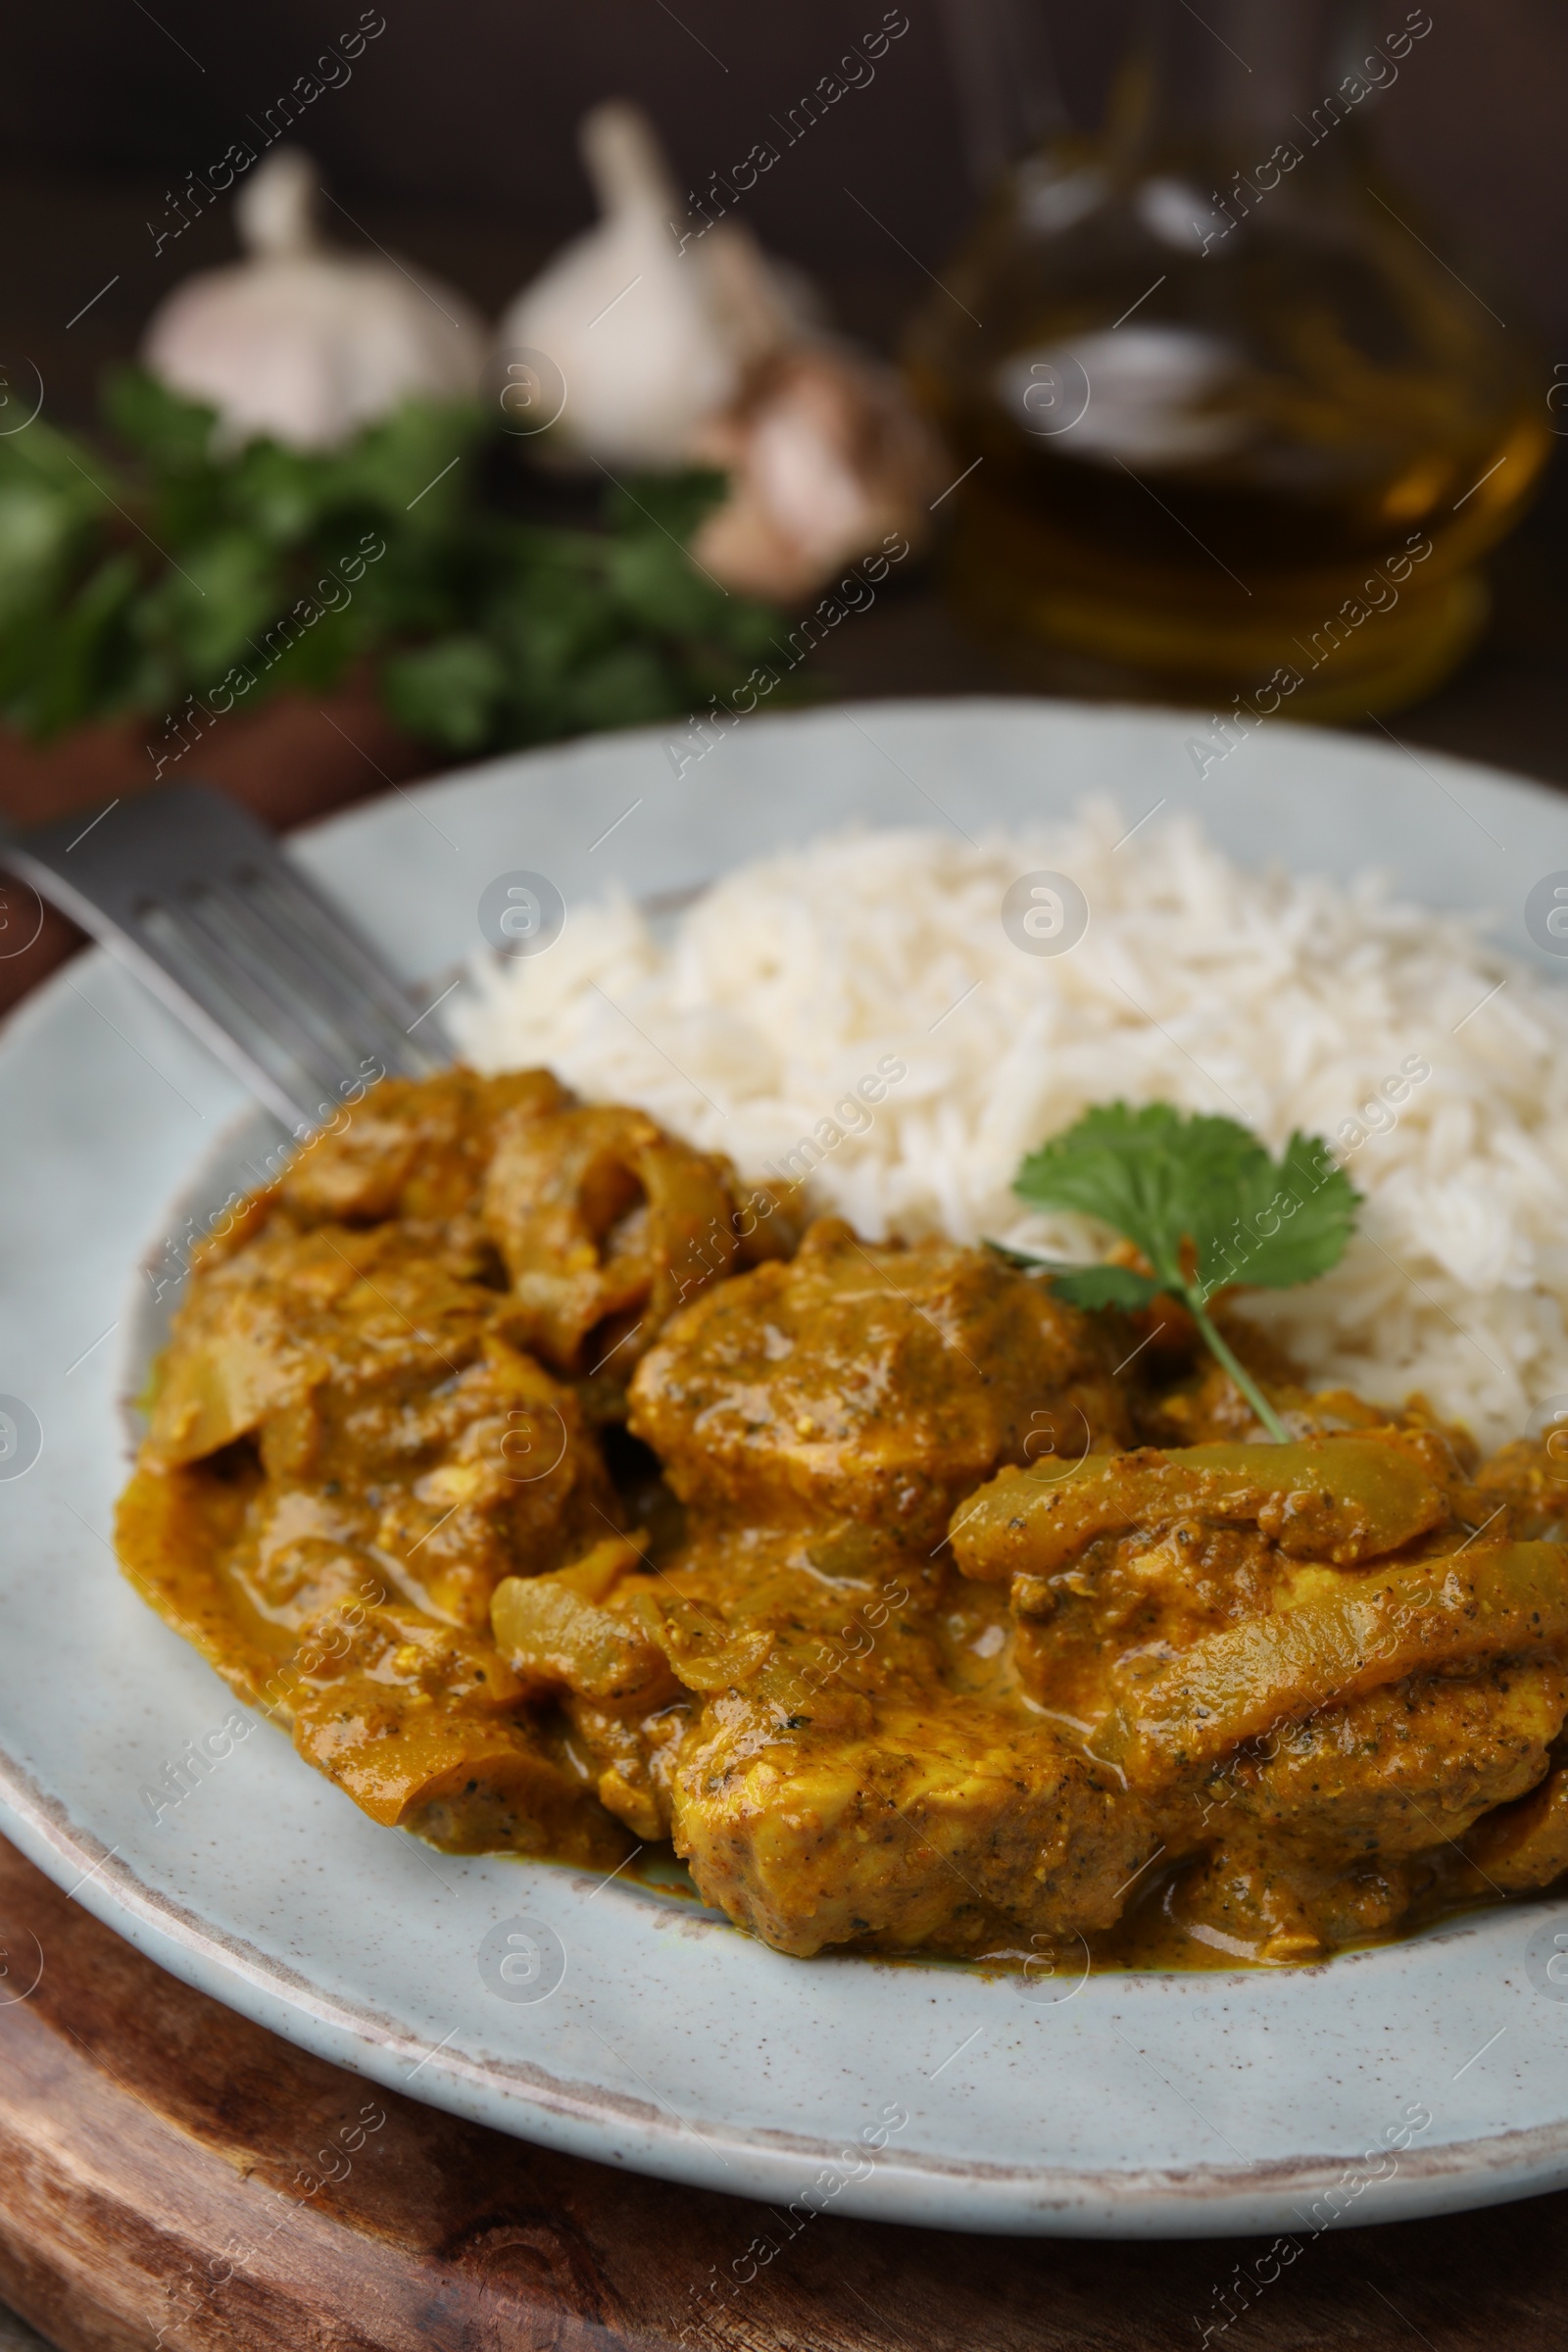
[1011,1101,1360,1441]
[1014,1102,1358,1301]
[983,1239,1163,1311]
[0,369,796,758]
[1046,1263,1166,1313]
[381,636,508,753]
[1196,1126,1358,1298]
[1016,1102,1202,1290]
[99,363,216,473]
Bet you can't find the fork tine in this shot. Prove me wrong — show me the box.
[133,902,354,1127]
[240,860,446,1072]
[72,901,331,1132]
[182,879,410,1089]
[234,869,438,1079]
[0,781,454,1132]
[148,895,369,1108]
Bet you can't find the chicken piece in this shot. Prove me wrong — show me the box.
[348,1336,619,1629]
[145,1217,498,1469]
[204,1332,615,1637]
[573,1706,678,1843]
[1204,1663,1568,1858]
[287,1597,625,1862]
[666,1686,1154,1958]
[492,1529,903,1844]
[485,1102,740,1376]
[279,1066,567,1226]
[498,1512,937,1864]
[629,1218,1132,1551]
[1158,1662,1568,1959]
[537,1515,1152,1953]
[1464,1749,1568,1890]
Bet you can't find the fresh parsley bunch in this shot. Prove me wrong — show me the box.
[0,368,785,756]
[1003,1102,1361,1441]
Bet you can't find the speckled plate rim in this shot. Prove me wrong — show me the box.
[4,696,1568,2240]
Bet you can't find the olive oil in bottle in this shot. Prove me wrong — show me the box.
[907,0,1547,719]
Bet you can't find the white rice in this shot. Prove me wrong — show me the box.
[452,805,1568,1452]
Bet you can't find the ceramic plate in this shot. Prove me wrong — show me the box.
[5,698,1568,2239]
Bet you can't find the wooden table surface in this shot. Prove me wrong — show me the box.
[2,212,1567,2339]
[8,1826,1568,2352]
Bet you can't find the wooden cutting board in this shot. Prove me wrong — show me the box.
[1,1833,1567,2350]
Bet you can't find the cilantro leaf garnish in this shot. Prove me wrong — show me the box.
[0,368,790,757]
[1004,1102,1361,1442]
[984,1243,1160,1313]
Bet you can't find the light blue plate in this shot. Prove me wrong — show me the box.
[4,697,1568,2236]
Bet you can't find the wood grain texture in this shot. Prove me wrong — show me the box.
[2,1832,1568,2352]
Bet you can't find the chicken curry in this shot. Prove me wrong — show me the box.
[116,1068,1568,1969]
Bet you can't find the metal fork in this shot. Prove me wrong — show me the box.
[0,781,449,1131]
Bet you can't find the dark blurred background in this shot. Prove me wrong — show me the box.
[0,0,1564,775]
[7,0,1565,405]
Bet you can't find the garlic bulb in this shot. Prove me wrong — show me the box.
[498,102,808,470]
[143,149,486,451]
[500,100,945,598]
[691,344,947,603]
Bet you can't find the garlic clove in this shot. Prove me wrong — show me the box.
[691,344,947,603]
[498,101,806,470]
[143,148,486,451]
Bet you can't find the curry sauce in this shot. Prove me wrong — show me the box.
[116,1068,1568,1967]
